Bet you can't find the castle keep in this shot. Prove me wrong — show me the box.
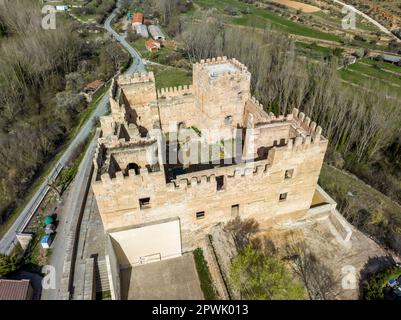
[91,57,328,268]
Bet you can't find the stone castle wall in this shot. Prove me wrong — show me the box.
[93,57,329,252]
[92,134,327,250]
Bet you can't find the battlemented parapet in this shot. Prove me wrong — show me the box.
[192,57,251,132]
[117,71,155,85]
[157,85,193,98]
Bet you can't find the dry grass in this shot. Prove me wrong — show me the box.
[270,0,321,13]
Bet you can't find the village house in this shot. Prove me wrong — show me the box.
[84,79,104,94]
[148,25,166,41]
[135,24,149,38]
[132,12,144,26]
[145,38,161,52]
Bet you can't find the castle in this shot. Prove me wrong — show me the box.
[91,57,328,269]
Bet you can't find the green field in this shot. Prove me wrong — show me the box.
[194,0,342,43]
[295,41,337,60]
[339,58,401,97]
[146,64,192,90]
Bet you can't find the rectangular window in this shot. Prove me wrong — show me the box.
[216,175,225,191]
[231,204,239,217]
[285,169,294,180]
[139,197,151,209]
[196,211,205,219]
[279,193,288,202]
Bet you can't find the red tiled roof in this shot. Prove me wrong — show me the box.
[132,12,143,24]
[0,279,31,300]
[85,79,104,91]
[145,39,160,50]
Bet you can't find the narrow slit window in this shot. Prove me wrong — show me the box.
[231,204,239,217]
[216,175,225,191]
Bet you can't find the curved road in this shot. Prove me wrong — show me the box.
[0,3,145,255]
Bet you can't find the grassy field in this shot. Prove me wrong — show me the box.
[319,164,401,251]
[194,0,342,43]
[295,41,337,60]
[319,164,401,214]
[146,64,192,90]
[338,58,401,97]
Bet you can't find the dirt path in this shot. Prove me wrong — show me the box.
[270,0,321,13]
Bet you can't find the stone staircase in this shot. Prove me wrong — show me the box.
[95,259,111,296]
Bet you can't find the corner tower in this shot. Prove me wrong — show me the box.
[193,57,251,131]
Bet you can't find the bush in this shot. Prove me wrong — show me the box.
[363,266,401,300]
[224,6,238,16]
[230,245,306,300]
[193,248,217,300]
[0,253,20,276]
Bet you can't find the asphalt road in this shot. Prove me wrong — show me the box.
[40,2,145,300]
[0,2,144,255]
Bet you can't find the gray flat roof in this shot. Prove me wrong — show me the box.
[382,55,401,63]
[206,63,239,77]
[148,25,165,38]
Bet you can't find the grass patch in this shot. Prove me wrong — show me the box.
[146,64,192,90]
[345,63,401,86]
[195,0,342,43]
[362,58,401,75]
[319,164,401,252]
[295,41,335,59]
[338,59,401,98]
[193,248,218,300]
[130,38,148,57]
[96,290,112,300]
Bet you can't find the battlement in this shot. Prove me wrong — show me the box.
[249,96,264,110]
[157,84,193,98]
[247,106,323,139]
[93,143,105,172]
[196,56,247,71]
[291,108,323,138]
[117,71,155,86]
[110,78,118,100]
[167,162,269,191]
[194,56,250,80]
[98,165,162,184]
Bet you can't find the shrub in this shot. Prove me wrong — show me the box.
[0,253,20,276]
[363,266,401,300]
[193,248,217,300]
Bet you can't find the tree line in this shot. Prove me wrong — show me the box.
[176,12,401,204]
[0,0,129,225]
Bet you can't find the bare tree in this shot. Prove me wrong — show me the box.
[285,237,337,300]
[224,216,260,249]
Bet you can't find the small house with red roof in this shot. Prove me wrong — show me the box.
[145,39,161,52]
[132,12,144,26]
